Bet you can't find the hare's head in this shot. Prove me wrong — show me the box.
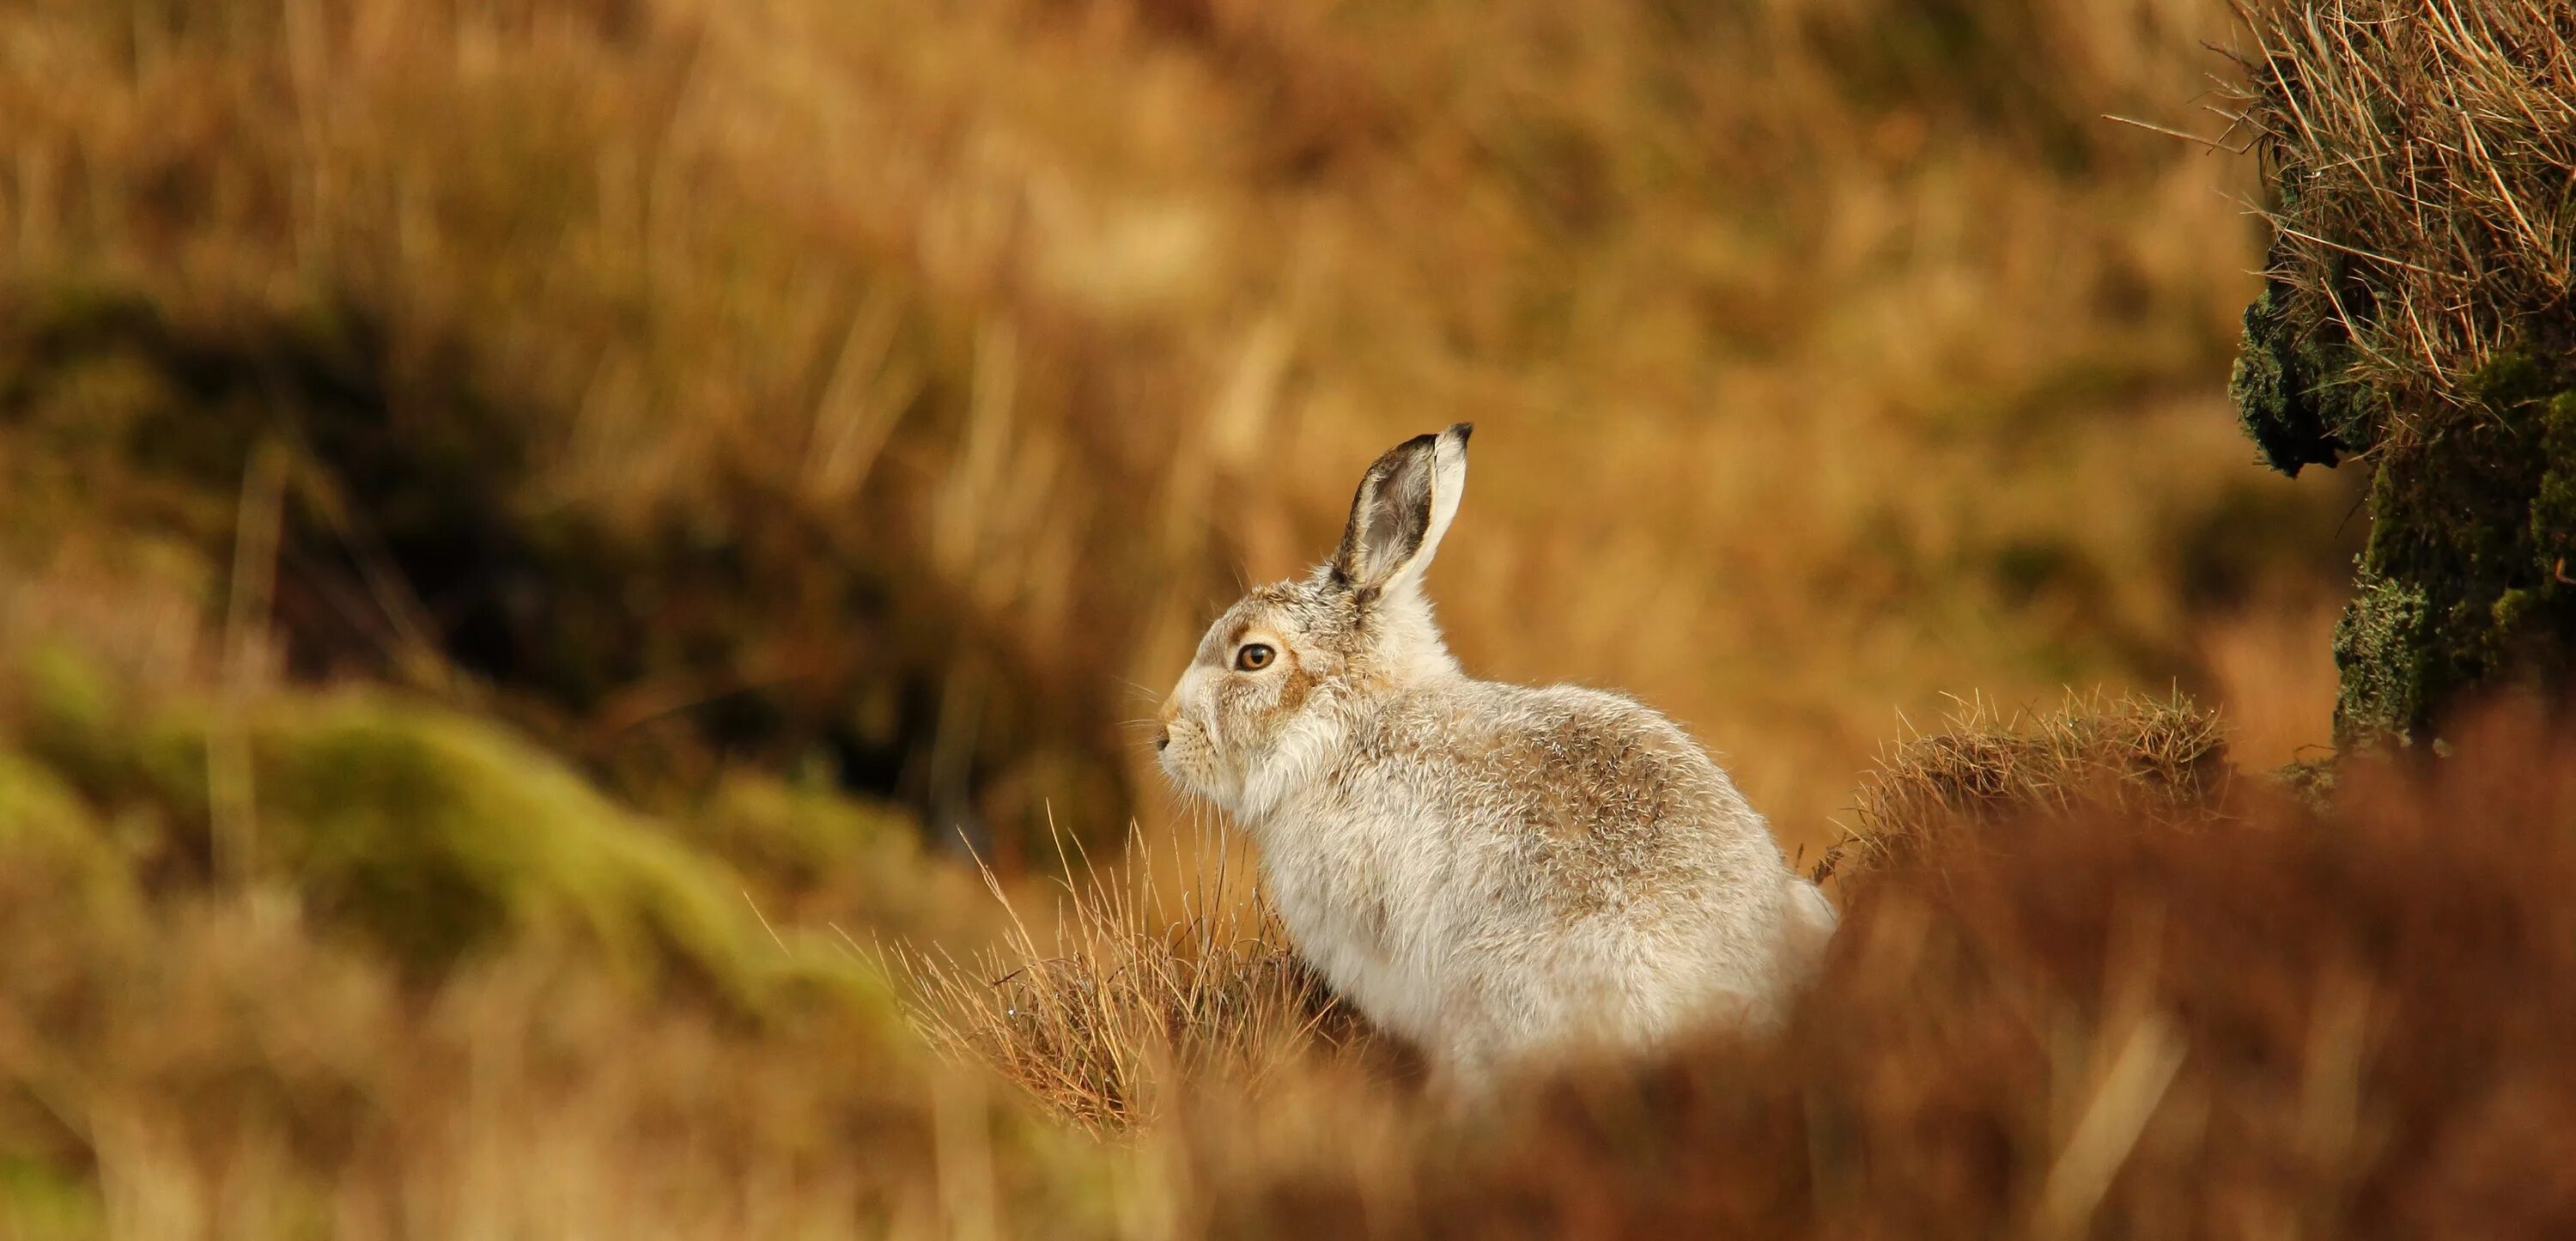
[1157,423,1472,812]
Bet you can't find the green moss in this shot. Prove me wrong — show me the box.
[0,1152,100,1241]
[1,629,947,1019]
[2318,350,2576,747]
[0,749,96,845]
[2332,569,2431,746]
[2463,349,2558,410]
[2493,587,2539,634]
[0,749,140,921]
[244,695,760,990]
[2269,753,2339,813]
[16,646,213,836]
[14,646,718,976]
[2228,278,2371,478]
[2535,392,2576,575]
[21,642,113,746]
[698,775,902,886]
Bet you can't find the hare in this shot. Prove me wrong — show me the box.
[1155,423,1837,1094]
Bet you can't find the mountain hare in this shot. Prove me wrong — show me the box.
[1156,423,1838,1093]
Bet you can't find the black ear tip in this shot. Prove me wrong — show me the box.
[1448,422,1473,444]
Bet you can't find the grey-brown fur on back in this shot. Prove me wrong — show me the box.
[1157,424,1834,1096]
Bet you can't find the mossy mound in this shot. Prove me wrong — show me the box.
[0,645,933,1013]
[2230,5,2576,747]
[251,697,756,987]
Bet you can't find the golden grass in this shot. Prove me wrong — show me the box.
[0,859,1115,1240]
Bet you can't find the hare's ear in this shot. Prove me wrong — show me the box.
[1330,423,1471,599]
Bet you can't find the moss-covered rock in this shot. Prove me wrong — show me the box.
[2233,152,2576,753]
[2534,392,2576,581]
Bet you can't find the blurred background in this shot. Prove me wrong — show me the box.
[2,0,2374,1029]
[0,0,2360,875]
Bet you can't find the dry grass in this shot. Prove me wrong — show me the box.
[2233,0,2576,420]
[2190,597,2343,766]
[1820,690,2233,879]
[898,824,1382,1137]
[0,858,1100,1240]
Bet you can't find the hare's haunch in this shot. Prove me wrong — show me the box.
[1157,425,1835,1093]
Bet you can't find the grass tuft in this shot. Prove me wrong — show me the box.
[896,823,1381,1135]
[1821,689,2232,879]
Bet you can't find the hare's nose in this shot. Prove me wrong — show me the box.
[1154,725,1170,752]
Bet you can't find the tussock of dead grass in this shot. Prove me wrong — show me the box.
[2232,0,2576,420]
[1821,690,2231,879]
[897,824,1380,1136]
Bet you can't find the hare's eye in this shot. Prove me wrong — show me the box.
[1234,643,1275,672]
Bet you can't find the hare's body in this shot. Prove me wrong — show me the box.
[1158,424,1834,1093]
[1252,679,1826,1080]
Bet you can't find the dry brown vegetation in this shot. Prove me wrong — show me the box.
[896,824,1378,1136]
[11,699,2576,1239]
[2234,0,2575,423]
